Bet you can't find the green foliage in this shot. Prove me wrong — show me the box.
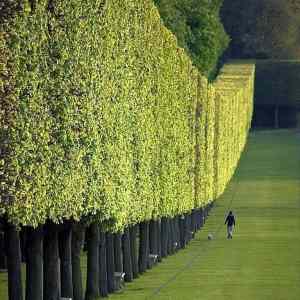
[213,62,254,197]
[0,0,254,231]
[194,61,255,205]
[154,0,229,78]
[108,130,300,300]
[1,131,300,300]
[0,0,197,229]
[255,60,300,108]
[221,0,300,59]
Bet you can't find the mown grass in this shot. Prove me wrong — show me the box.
[109,129,300,300]
[0,129,299,300]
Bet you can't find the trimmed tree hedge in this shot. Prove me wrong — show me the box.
[213,63,254,198]
[0,0,254,231]
[0,2,254,299]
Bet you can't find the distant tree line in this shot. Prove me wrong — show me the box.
[253,61,300,129]
[221,0,300,59]
[154,0,229,78]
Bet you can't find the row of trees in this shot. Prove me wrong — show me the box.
[0,0,254,299]
[221,0,300,59]
[154,0,229,78]
[253,61,300,128]
[0,207,212,300]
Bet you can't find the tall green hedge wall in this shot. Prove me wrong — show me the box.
[0,0,255,231]
[213,63,254,198]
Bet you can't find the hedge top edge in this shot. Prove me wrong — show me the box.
[0,0,255,231]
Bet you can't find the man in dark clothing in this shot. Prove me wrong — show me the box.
[225,211,236,239]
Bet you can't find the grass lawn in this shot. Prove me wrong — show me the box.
[0,129,299,299]
[109,129,300,300]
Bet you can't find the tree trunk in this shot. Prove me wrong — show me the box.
[274,105,279,129]
[5,224,23,300]
[157,220,162,262]
[195,209,200,230]
[174,216,180,250]
[25,226,43,300]
[149,220,158,261]
[0,230,7,269]
[59,223,73,299]
[162,218,170,256]
[44,223,60,300]
[72,223,85,300]
[185,214,191,244]
[203,207,207,223]
[167,219,173,255]
[20,229,27,263]
[148,220,158,269]
[170,218,177,252]
[106,232,115,293]
[199,209,203,229]
[172,218,178,251]
[160,217,168,258]
[191,210,196,235]
[194,210,198,230]
[114,233,123,274]
[138,221,149,273]
[113,233,123,291]
[199,208,204,228]
[129,225,139,279]
[122,228,133,282]
[85,223,100,300]
[99,231,108,297]
[179,215,186,249]
[296,111,300,129]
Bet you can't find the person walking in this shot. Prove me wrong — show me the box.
[225,211,236,239]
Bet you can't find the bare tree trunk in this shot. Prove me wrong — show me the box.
[157,220,162,261]
[138,221,149,273]
[0,230,7,270]
[122,228,133,282]
[106,232,115,293]
[44,223,60,300]
[114,233,123,274]
[26,226,43,300]
[161,218,168,257]
[5,224,23,300]
[99,231,108,297]
[167,219,173,255]
[129,225,139,279]
[59,223,73,299]
[174,216,180,250]
[149,220,158,262]
[274,105,279,129]
[179,215,186,249]
[85,223,100,300]
[72,223,85,300]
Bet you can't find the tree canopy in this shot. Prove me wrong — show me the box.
[0,0,253,229]
[221,0,300,59]
[154,0,229,78]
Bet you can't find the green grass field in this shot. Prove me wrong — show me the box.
[0,129,299,299]
[109,129,300,300]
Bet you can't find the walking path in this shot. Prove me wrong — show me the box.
[111,130,300,300]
